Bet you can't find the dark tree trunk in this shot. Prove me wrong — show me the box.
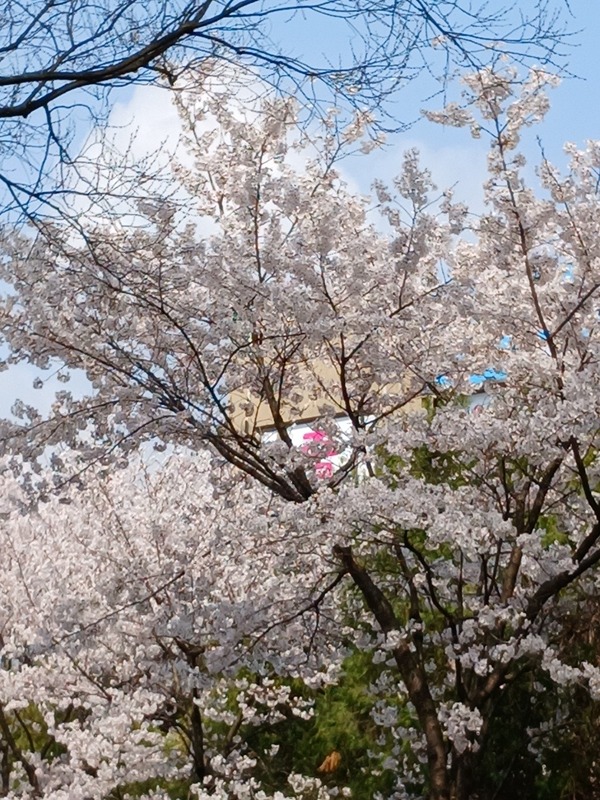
[334,545,451,800]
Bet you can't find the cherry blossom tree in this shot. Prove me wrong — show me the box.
[1,67,600,799]
[0,453,347,799]
[0,0,569,219]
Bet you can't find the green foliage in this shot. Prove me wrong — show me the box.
[538,514,570,548]
[242,650,410,798]
[10,703,72,763]
[409,444,475,489]
[108,776,191,800]
[471,667,600,800]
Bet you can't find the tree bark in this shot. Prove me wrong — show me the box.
[333,545,450,800]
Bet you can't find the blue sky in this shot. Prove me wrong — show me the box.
[411,0,600,159]
[515,0,600,156]
[345,0,600,199]
[84,1,600,207]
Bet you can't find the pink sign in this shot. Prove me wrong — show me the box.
[301,430,337,479]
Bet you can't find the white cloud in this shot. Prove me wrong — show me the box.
[107,84,182,159]
[345,131,488,214]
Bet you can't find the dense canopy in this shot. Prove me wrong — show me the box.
[0,66,600,799]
